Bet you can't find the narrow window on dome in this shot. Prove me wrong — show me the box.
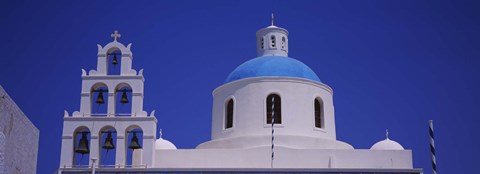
[315,98,323,128]
[266,94,281,124]
[225,99,234,129]
[270,35,276,48]
[281,37,286,49]
[260,38,264,49]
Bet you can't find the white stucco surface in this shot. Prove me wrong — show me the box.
[154,147,413,169]
[199,77,351,149]
[0,86,39,174]
[371,138,405,150]
[155,138,177,150]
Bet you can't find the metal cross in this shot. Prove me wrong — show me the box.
[159,129,163,139]
[271,13,275,26]
[111,30,121,41]
[386,129,389,139]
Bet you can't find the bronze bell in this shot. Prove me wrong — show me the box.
[102,132,115,151]
[112,54,118,66]
[120,89,129,104]
[95,89,105,104]
[128,132,142,150]
[75,132,90,155]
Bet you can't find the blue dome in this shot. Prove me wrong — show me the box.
[225,56,321,83]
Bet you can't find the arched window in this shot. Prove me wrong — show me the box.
[270,35,276,48]
[260,38,264,49]
[281,37,286,49]
[266,94,281,124]
[225,99,234,129]
[315,98,323,128]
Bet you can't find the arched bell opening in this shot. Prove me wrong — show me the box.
[107,48,122,75]
[125,126,143,168]
[98,126,117,168]
[90,83,109,116]
[114,83,132,116]
[73,126,90,167]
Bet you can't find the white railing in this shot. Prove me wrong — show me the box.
[63,164,147,168]
[82,113,138,117]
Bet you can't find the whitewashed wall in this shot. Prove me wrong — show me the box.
[0,86,39,174]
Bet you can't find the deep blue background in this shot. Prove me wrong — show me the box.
[1,0,479,173]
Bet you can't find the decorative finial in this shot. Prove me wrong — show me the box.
[159,129,163,139]
[111,30,121,42]
[385,129,389,139]
[271,13,275,26]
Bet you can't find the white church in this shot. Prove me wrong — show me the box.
[58,19,423,173]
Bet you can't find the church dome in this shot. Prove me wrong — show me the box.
[225,56,321,83]
[370,138,404,150]
[155,138,177,150]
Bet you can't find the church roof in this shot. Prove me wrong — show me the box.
[225,56,321,83]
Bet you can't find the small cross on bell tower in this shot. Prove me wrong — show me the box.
[111,30,121,42]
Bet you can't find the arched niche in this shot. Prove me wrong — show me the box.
[224,97,234,129]
[106,47,122,75]
[98,126,117,167]
[90,41,133,76]
[90,83,109,116]
[270,35,276,48]
[125,125,143,167]
[114,83,133,116]
[260,37,265,49]
[314,97,325,129]
[73,126,90,167]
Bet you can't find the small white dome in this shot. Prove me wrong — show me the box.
[155,138,177,150]
[370,138,404,150]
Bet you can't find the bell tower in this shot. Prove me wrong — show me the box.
[256,14,289,57]
[59,31,157,169]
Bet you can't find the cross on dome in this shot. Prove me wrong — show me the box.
[271,13,275,26]
[386,129,389,139]
[159,129,163,139]
[111,30,121,41]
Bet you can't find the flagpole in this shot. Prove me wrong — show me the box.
[271,96,275,168]
[429,120,437,174]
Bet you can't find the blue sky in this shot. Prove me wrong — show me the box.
[1,0,479,173]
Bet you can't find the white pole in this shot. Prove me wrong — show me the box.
[429,120,437,174]
[91,157,97,174]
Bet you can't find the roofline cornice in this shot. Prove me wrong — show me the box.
[213,76,333,96]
